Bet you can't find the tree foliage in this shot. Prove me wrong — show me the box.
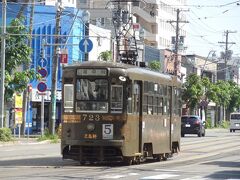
[148,60,161,71]
[182,73,240,115]
[0,17,38,101]
[98,50,112,61]
[226,81,240,112]
[214,80,231,108]
[182,74,204,113]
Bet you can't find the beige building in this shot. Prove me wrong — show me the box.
[181,54,217,82]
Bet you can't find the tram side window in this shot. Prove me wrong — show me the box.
[167,86,172,115]
[111,85,123,113]
[148,82,154,94]
[158,97,163,114]
[64,84,74,113]
[132,83,140,114]
[127,83,132,113]
[163,98,168,115]
[143,95,148,114]
[148,96,153,115]
[163,85,168,96]
[144,81,148,93]
[173,87,180,115]
[162,85,167,115]
[153,96,158,114]
[159,84,163,95]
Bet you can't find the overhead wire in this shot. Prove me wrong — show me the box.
[189,10,222,33]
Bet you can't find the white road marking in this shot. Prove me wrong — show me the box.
[154,168,180,172]
[140,174,179,179]
[181,176,210,180]
[99,172,139,179]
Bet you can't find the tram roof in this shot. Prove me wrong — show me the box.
[64,61,181,83]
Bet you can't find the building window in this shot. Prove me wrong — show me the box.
[96,18,105,27]
[79,0,87,3]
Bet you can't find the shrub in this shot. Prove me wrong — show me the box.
[205,118,212,129]
[216,120,230,129]
[0,128,12,142]
[221,120,230,129]
[37,129,59,143]
[56,124,62,139]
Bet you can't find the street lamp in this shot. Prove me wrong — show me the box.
[201,50,216,78]
[82,10,90,61]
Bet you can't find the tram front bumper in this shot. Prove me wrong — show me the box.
[62,139,124,146]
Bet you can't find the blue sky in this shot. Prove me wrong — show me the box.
[185,0,240,57]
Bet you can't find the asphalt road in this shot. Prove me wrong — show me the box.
[0,128,239,180]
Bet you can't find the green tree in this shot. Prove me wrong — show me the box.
[214,80,231,121]
[148,60,161,71]
[226,81,240,119]
[182,74,204,114]
[201,77,215,121]
[0,17,38,101]
[98,50,112,61]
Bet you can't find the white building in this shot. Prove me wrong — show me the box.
[44,0,77,7]
[77,0,187,51]
[88,24,112,61]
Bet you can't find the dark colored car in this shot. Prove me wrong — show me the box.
[181,115,205,137]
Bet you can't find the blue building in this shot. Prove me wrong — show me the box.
[0,3,85,134]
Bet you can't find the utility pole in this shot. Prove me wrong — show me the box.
[111,0,138,64]
[0,0,7,128]
[50,1,63,135]
[112,0,122,63]
[218,30,236,80]
[167,9,188,77]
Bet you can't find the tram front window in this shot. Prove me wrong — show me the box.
[76,79,108,112]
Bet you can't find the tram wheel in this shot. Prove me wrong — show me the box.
[135,157,141,165]
[153,154,161,162]
[124,157,133,166]
[162,154,168,161]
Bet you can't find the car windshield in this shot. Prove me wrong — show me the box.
[75,78,109,113]
[230,114,240,119]
[76,79,108,101]
[182,116,199,123]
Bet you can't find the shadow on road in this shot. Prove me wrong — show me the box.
[202,160,240,168]
[203,160,240,179]
[0,157,79,167]
[205,170,240,179]
[0,156,170,168]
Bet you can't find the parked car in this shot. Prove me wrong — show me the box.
[181,115,205,137]
[230,112,240,132]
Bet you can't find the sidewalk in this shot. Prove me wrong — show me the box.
[0,137,52,146]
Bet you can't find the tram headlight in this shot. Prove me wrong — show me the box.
[87,123,95,132]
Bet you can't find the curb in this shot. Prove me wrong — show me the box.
[0,139,54,147]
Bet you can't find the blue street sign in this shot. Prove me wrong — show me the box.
[38,58,47,67]
[38,68,48,78]
[79,38,93,53]
[37,82,47,92]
